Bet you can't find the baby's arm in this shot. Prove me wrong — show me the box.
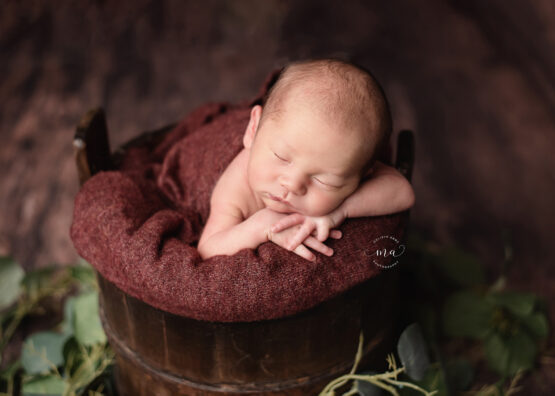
[272,161,414,249]
[198,205,339,261]
[338,161,415,219]
[198,204,278,259]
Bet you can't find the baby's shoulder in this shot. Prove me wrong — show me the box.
[210,149,254,217]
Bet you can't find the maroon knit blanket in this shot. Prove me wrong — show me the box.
[70,80,407,322]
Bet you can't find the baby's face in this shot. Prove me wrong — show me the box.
[245,102,369,216]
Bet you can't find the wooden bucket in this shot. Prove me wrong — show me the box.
[74,108,412,395]
[98,270,399,396]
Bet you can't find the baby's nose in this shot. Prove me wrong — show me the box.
[279,174,307,196]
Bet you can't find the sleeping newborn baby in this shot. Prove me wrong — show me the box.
[198,59,415,261]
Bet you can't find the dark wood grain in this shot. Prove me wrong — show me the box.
[74,108,113,185]
[98,271,399,395]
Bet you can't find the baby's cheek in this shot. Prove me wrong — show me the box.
[303,192,337,216]
[250,167,266,186]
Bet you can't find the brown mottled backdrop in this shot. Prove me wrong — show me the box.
[1,0,554,391]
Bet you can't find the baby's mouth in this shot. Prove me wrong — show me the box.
[268,193,284,202]
[268,193,289,204]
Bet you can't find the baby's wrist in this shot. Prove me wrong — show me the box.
[251,208,281,243]
[330,206,347,226]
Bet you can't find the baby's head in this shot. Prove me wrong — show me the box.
[243,59,392,216]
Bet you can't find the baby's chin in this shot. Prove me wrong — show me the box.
[265,201,297,214]
[262,195,332,217]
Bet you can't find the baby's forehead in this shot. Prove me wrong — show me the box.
[267,113,372,172]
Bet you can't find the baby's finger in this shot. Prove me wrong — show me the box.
[303,237,334,257]
[292,244,316,262]
[329,230,342,239]
[287,223,314,250]
[316,226,329,242]
[271,213,304,233]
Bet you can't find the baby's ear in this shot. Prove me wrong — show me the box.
[243,105,262,149]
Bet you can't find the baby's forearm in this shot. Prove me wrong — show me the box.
[340,169,415,218]
[198,208,281,260]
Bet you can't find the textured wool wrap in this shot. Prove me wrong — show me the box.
[70,77,407,323]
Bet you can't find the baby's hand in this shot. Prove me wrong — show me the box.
[267,223,339,262]
[270,213,343,253]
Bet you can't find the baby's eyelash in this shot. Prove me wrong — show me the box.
[273,152,289,162]
[313,177,339,188]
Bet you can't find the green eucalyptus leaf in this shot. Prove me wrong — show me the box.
[0,256,24,311]
[434,247,485,287]
[420,366,447,396]
[22,374,67,395]
[79,365,117,396]
[397,323,431,381]
[22,332,67,375]
[443,291,494,339]
[73,291,106,345]
[60,296,75,337]
[484,331,537,376]
[77,257,91,267]
[352,371,384,395]
[522,312,549,339]
[61,336,84,377]
[399,366,445,396]
[70,264,96,291]
[486,291,536,318]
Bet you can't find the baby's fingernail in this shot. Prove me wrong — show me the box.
[327,249,334,256]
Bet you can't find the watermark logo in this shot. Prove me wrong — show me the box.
[364,235,406,269]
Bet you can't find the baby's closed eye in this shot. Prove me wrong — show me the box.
[312,177,341,189]
[273,152,290,163]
